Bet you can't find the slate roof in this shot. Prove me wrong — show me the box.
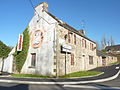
[105,45,120,51]
[46,12,96,43]
[97,50,107,58]
[97,50,116,58]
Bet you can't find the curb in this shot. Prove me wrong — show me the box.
[0,70,119,85]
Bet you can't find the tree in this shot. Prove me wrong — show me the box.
[101,35,115,49]
[110,36,115,46]
[101,35,107,49]
[0,41,12,73]
[96,41,101,50]
[0,41,11,58]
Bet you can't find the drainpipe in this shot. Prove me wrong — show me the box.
[55,23,59,77]
[65,52,67,75]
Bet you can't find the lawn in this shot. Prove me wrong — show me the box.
[11,74,51,79]
[109,62,120,65]
[11,71,102,78]
[59,71,102,78]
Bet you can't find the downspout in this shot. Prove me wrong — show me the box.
[54,23,59,77]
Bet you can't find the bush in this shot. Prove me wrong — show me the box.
[14,28,30,73]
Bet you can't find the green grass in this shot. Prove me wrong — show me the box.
[11,71,102,78]
[59,71,102,78]
[11,74,52,79]
[109,62,120,65]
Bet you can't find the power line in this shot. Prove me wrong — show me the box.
[28,0,39,16]
[28,0,35,10]
[28,0,57,25]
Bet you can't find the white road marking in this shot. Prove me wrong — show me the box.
[0,70,119,85]
[63,85,120,90]
[63,85,99,89]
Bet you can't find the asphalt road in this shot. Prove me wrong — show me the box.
[0,75,119,90]
[0,64,119,90]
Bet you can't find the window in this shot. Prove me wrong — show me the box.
[85,40,87,48]
[90,43,94,51]
[31,53,36,67]
[74,34,76,45]
[68,31,71,43]
[89,56,93,65]
[82,39,84,47]
[71,54,74,65]
[92,44,94,51]
[82,39,87,48]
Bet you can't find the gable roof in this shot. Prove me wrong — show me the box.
[97,50,116,58]
[105,45,120,51]
[46,12,96,44]
[97,50,107,58]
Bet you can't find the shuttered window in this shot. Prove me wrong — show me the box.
[74,34,76,45]
[85,40,87,48]
[82,39,84,47]
[71,54,74,65]
[68,33,70,43]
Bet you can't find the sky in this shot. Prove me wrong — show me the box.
[0,0,120,47]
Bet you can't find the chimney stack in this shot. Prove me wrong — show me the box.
[41,2,48,12]
[35,2,48,14]
[79,29,86,35]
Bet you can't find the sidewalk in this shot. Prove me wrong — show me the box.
[0,64,119,85]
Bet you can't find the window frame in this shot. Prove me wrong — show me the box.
[31,53,36,67]
[89,56,94,65]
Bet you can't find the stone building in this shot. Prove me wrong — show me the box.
[105,45,120,54]
[97,50,118,67]
[1,2,99,76]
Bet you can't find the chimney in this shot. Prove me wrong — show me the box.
[35,2,48,14]
[79,29,86,35]
[42,2,48,12]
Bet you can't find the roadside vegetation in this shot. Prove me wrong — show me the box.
[109,61,120,65]
[0,41,12,58]
[14,28,30,73]
[11,71,102,78]
[11,74,51,79]
[59,71,102,78]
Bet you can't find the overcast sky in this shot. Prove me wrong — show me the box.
[0,0,120,46]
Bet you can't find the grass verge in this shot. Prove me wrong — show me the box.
[11,74,51,79]
[11,71,102,78]
[109,62,120,65]
[59,71,102,78]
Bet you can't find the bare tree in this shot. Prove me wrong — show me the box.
[96,41,101,50]
[101,35,107,49]
[110,36,115,46]
[101,35,115,49]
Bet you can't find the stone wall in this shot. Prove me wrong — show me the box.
[56,25,97,76]
[106,56,118,65]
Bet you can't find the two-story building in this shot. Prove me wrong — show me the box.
[1,2,98,76]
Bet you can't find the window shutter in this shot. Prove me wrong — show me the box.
[71,54,74,65]
[74,34,76,45]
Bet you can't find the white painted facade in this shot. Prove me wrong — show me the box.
[21,2,58,76]
[0,47,16,73]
